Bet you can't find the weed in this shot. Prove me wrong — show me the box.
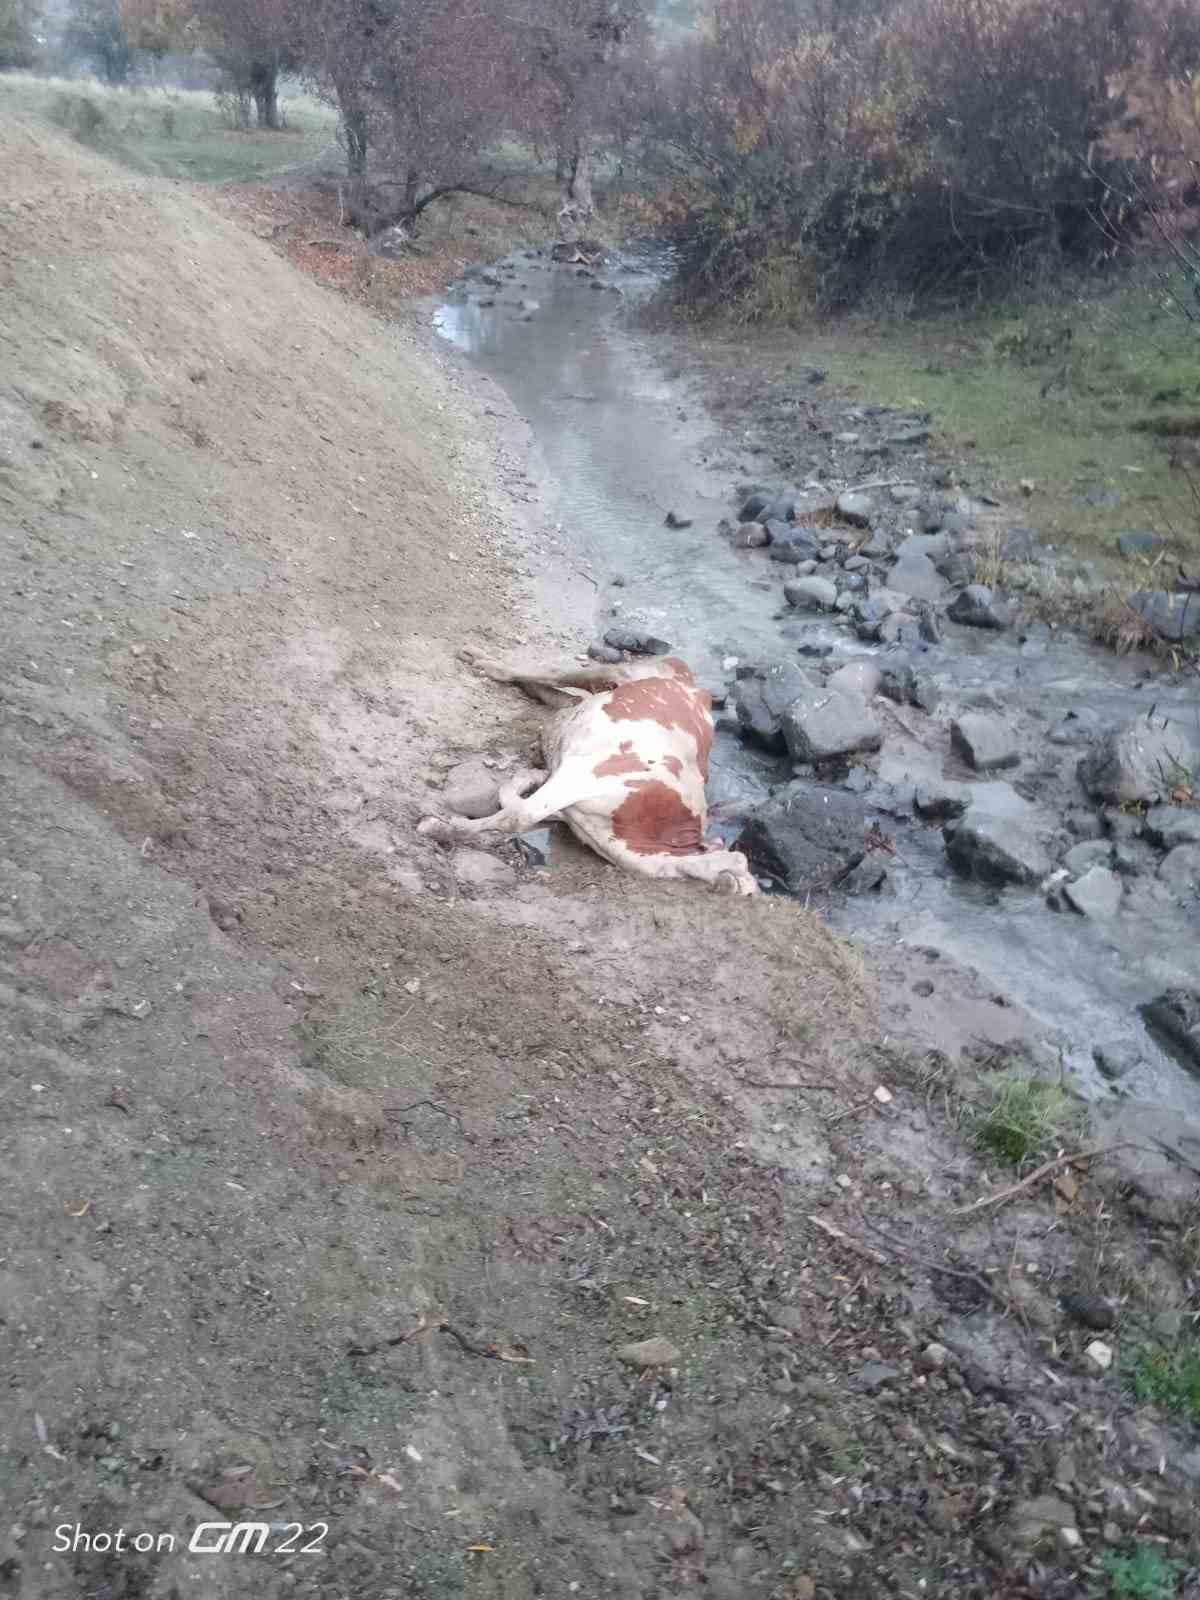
[973,1073,1067,1168]
[1124,1337,1200,1424]
[1101,1542,1183,1599]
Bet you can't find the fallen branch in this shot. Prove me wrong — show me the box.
[807,1213,887,1264]
[842,478,919,494]
[952,1142,1135,1217]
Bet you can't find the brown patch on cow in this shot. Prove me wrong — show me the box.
[663,657,695,683]
[593,749,649,777]
[601,677,714,779]
[612,780,703,856]
[662,755,683,778]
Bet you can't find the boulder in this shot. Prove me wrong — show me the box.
[1143,804,1200,849]
[880,664,940,713]
[894,532,951,563]
[1064,865,1123,918]
[733,521,770,549]
[588,643,624,664]
[951,714,1020,773]
[836,491,875,527]
[890,552,945,603]
[944,809,1051,885]
[1079,714,1200,805]
[1141,989,1200,1070]
[1160,843,1200,896]
[859,532,894,560]
[738,492,772,522]
[1127,590,1200,643]
[948,584,1011,629]
[914,780,971,821]
[734,662,817,752]
[734,786,869,891]
[782,687,883,763]
[1093,1040,1143,1081]
[1062,839,1112,876]
[784,575,839,611]
[443,759,501,819]
[828,661,882,699]
[768,529,822,564]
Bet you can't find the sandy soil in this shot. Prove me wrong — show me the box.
[3,113,1200,1600]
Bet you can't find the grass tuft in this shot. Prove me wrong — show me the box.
[973,1074,1067,1168]
[1124,1337,1200,1424]
[1101,1543,1183,1600]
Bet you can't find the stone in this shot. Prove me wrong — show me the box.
[664,509,692,528]
[1062,839,1112,876]
[840,855,892,895]
[734,787,869,891]
[452,849,516,890]
[734,662,817,751]
[836,491,874,527]
[880,665,939,712]
[914,781,971,821]
[604,627,671,656]
[944,810,1051,885]
[617,1335,681,1369]
[918,1343,951,1371]
[1144,804,1200,848]
[588,643,624,663]
[951,714,1020,773]
[1079,714,1200,805]
[890,552,945,603]
[1127,590,1200,642]
[827,661,882,699]
[948,584,1011,629]
[859,532,893,559]
[834,430,862,445]
[856,1361,901,1392]
[1141,989,1200,1069]
[894,532,950,563]
[784,575,838,611]
[1160,843,1200,895]
[1084,1339,1114,1372]
[1060,1290,1116,1329]
[782,687,883,763]
[1064,866,1123,918]
[733,521,770,549]
[1008,1495,1077,1554]
[1117,530,1164,559]
[443,759,501,819]
[1094,1043,1139,1081]
[768,530,822,564]
[1064,808,1105,840]
[886,426,931,447]
[1115,839,1158,877]
[738,491,772,522]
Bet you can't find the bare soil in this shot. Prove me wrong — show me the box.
[3,113,1200,1600]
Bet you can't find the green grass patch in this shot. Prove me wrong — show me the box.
[1101,1543,1184,1600]
[0,72,339,182]
[973,1074,1068,1168]
[794,276,1200,574]
[1125,1337,1200,1424]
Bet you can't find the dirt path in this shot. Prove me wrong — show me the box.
[3,114,1200,1600]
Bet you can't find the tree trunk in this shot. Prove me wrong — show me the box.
[250,61,281,131]
[567,138,595,216]
[404,166,421,215]
[342,103,368,180]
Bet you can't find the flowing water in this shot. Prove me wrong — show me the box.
[434,245,1200,1120]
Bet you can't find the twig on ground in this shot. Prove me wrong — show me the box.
[807,1213,888,1264]
[739,1076,839,1092]
[952,1142,1135,1218]
[383,1098,462,1130]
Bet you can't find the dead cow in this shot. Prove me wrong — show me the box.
[418,651,758,895]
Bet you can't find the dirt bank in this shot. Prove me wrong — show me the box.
[3,114,1200,1600]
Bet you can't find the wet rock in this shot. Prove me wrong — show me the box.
[1064,807,1105,840]
[917,604,943,645]
[836,491,874,527]
[1117,530,1164,559]
[891,552,945,603]
[734,662,817,751]
[951,714,1020,773]
[782,687,883,763]
[1160,843,1200,895]
[1102,806,1144,842]
[734,786,870,890]
[738,491,772,522]
[1141,989,1200,1069]
[588,643,624,664]
[914,780,971,821]
[664,509,693,529]
[894,532,950,563]
[1144,804,1200,848]
[784,575,838,611]
[1127,590,1200,642]
[859,531,894,559]
[1079,713,1200,805]
[880,664,939,712]
[840,855,892,894]
[603,627,671,656]
[1114,839,1158,877]
[1064,865,1123,918]
[443,759,501,819]
[828,661,882,699]
[944,810,1051,885]
[617,1335,680,1369]
[733,521,770,549]
[1048,708,1103,746]
[452,849,516,890]
[1062,839,1112,875]
[768,530,822,564]
[948,584,1012,629]
[1093,1041,1142,1081]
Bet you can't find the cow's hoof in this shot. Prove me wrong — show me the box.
[417,816,451,841]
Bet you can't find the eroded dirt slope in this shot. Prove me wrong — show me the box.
[3,114,1200,1600]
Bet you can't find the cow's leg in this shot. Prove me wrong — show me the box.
[418,767,579,843]
[562,812,759,896]
[459,648,625,708]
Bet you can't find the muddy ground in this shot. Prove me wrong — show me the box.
[2,113,1200,1600]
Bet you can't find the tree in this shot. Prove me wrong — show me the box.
[122,0,297,126]
[0,0,41,69]
[65,0,134,82]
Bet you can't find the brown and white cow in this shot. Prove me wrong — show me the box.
[418,650,758,895]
